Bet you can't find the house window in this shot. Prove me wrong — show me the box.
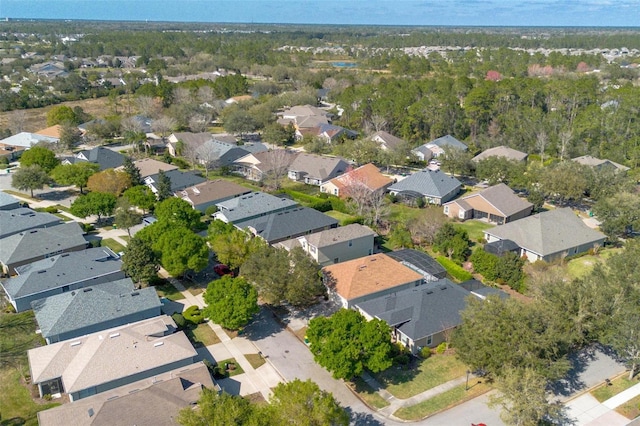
[309,245,317,254]
[334,257,339,263]
[348,240,352,247]
[333,188,338,195]
[443,206,449,214]
[426,335,432,346]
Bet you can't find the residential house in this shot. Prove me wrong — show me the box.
[370,131,406,151]
[129,158,178,178]
[180,179,252,213]
[213,191,298,224]
[38,362,214,426]
[239,207,339,245]
[29,61,69,79]
[0,222,87,276]
[213,192,298,224]
[323,253,424,309]
[287,153,348,186]
[386,249,447,282]
[279,105,331,126]
[443,183,533,224]
[62,146,126,171]
[411,145,434,162]
[32,278,162,344]
[0,192,21,211]
[0,132,59,149]
[192,139,267,169]
[413,135,468,159]
[0,143,27,161]
[166,132,213,157]
[472,146,529,163]
[144,169,206,196]
[483,208,606,262]
[320,163,393,198]
[0,207,62,239]
[459,279,509,300]
[296,123,357,144]
[28,316,197,401]
[388,169,461,205]
[1,247,124,312]
[571,155,630,173]
[277,223,376,266]
[356,279,482,354]
[233,150,298,183]
[34,125,63,139]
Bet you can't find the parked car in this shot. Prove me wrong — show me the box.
[214,264,233,277]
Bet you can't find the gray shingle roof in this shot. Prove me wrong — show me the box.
[304,224,376,248]
[239,207,339,243]
[145,169,206,193]
[426,135,468,150]
[450,183,533,218]
[0,207,62,239]
[74,147,126,170]
[32,278,161,341]
[0,192,20,210]
[215,191,298,224]
[484,208,606,257]
[386,249,447,280]
[0,221,87,267]
[388,169,461,198]
[472,146,528,162]
[371,131,406,150]
[355,279,473,341]
[288,153,348,182]
[571,155,630,172]
[2,248,122,299]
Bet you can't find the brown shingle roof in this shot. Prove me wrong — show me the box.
[323,254,423,301]
[328,163,393,194]
[131,158,178,178]
[181,179,251,205]
[34,125,63,139]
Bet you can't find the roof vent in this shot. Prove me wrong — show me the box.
[61,253,70,257]
[83,288,93,292]
[88,408,94,417]
[70,341,82,347]
[131,292,139,296]
[37,270,46,274]
[426,290,434,294]
[440,285,447,290]
[154,341,164,347]
[109,332,120,338]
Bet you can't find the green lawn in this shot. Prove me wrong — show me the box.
[245,353,266,369]
[189,323,221,346]
[617,393,640,420]
[592,376,637,402]
[388,203,427,224]
[324,210,358,225]
[100,238,127,254]
[452,220,495,242]
[566,248,623,279]
[217,358,245,377]
[350,377,390,410]
[393,382,491,421]
[374,354,469,399]
[154,282,185,301]
[0,368,60,426]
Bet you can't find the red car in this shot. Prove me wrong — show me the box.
[214,264,234,277]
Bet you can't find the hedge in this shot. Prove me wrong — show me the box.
[183,305,205,324]
[436,256,473,282]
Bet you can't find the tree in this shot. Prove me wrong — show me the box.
[121,157,142,186]
[18,146,60,173]
[177,389,257,426]
[122,185,156,214]
[604,300,640,380]
[538,161,589,205]
[122,236,159,285]
[46,105,79,126]
[440,147,472,177]
[11,165,49,197]
[70,192,117,222]
[154,227,209,277]
[387,223,414,249]
[154,197,201,230]
[209,222,266,270]
[306,309,393,380]
[489,366,564,426]
[263,122,295,146]
[433,223,472,263]
[203,275,259,330]
[592,192,640,240]
[50,162,99,194]
[156,169,173,201]
[114,198,143,237]
[287,248,324,307]
[223,108,256,140]
[59,122,82,151]
[240,245,290,305]
[87,169,131,196]
[261,149,292,190]
[266,379,349,426]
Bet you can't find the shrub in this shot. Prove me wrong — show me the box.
[310,200,332,212]
[4,304,16,314]
[205,205,218,216]
[172,157,191,169]
[436,342,447,354]
[203,358,216,374]
[341,216,364,226]
[469,249,498,281]
[328,196,348,213]
[89,239,101,248]
[183,305,205,324]
[436,256,473,281]
[318,192,329,199]
[419,347,432,359]
[172,312,187,329]
[394,354,410,365]
[81,223,95,233]
[43,394,52,401]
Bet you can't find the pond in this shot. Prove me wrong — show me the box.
[332,61,357,68]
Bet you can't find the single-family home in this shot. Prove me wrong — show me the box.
[37,362,215,426]
[0,132,59,149]
[483,208,606,262]
[0,222,87,276]
[277,223,377,266]
[287,153,348,186]
[1,247,124,312]
[571,155,630,173]
[193,139,267,169]
[320,163,393,198]
[279,105,331,126]
[0,207,62,239]
[166,132,213,157]
[386,249,447,282]
[472,146,529,163]
[180,179,252,213]
[213,191,298,225]
[128,158,178,178]
[388,169,461,205]
[356,279,489,354]
[144,169,206,195]
[62,147,125,171]
[233,150,298,183]
[370,131,406,152]
[28,316,197,401]
[34,125,64,140]
[443,183,533,224]
[32,278,162,344]
[323,253,424,309]
[240,207,339,245]
[413,135,468,159]
[0,192,21,211]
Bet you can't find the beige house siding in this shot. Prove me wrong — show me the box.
[311,235,375,267]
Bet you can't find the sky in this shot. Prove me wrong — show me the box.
[1,0,639,27]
